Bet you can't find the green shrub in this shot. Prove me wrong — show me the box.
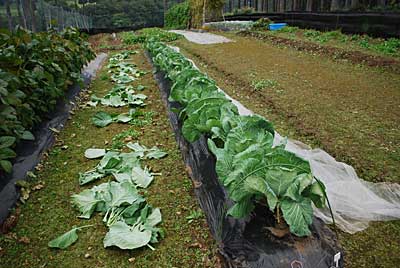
[0,27,95,173]
[121,28,182,45]
[252,18,272,30]
[164,2,190,29]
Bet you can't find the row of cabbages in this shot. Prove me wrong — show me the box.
[146,40,330,237]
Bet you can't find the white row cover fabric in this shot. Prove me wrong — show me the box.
[169,30,232,44]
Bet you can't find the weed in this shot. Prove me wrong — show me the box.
[111,128,140,149]
[186,209,203,223]
[251,79,278,91]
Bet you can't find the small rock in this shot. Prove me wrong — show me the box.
[128,257,135,263]
[84,253,91,259]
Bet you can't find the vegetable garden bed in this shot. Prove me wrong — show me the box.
[145,42,343,267]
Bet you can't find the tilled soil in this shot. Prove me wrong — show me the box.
[238,30,400,74]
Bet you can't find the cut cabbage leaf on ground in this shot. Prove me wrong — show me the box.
[104,221,152,250]
[84,148,106,159]
[48,225,93,249]
[127,142,168,159]
[79,143,166,186]
[91,109,139,127]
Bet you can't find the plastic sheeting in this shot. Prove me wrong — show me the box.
[171,45,400,235]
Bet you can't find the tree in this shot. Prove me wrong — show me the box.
[320,0,325,11]
[351,0,359,9]
[306,0,313,11]
[330,0,340,10]
[16,0,27,28]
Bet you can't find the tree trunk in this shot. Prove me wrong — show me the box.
[5,0,14,31]
[330,0,339,10]
[351,0,359,9]
[306,0,313,10]
[30,0,37,32]
[320,0,325,11]
[293,0,298,10]
[202,0,206,25]
[345,0,351,9]
[16,0,25,27]
[279,0,285,11]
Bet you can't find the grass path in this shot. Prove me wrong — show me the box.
[174,34,400,268]
[0,44,218,267]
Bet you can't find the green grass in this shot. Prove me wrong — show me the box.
[0,45,218,267]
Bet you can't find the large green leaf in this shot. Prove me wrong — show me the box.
[103,221,152,250]
[48,228,79,249]
[146,147,167,159]
[84,148,106,159]
[92,112,113,127]
[79,170,104,185]
[0,136,16,149]
[0,147,16,160]
[281,197,313,237]
[131,166,154,188]
[245,176,278,211]
[107,181,141,207]
[145,208,162,227]
[71,189,99,219]
[0,160,12,173]
[227,197,254,218]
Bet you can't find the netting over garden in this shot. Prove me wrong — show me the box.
[0,0,92,31]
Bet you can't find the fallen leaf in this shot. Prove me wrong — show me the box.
[19,236,30,244]
[32,183,45,191]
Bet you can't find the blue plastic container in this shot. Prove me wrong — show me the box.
[269,23,287,31]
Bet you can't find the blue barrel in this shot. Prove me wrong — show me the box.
[269,23,287,31]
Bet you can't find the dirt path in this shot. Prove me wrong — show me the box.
[175,34,400,268]
[238,31,400,74]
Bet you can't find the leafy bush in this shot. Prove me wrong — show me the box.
[233,6,255,15]
[252,18,272,30]
[301,29,399,56]
[145,40,330,237]
[121,28,182,45]
[164,1,190,29]
[0,27,95,173]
